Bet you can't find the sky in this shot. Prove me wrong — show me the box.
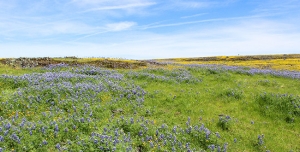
[0,0,300,59]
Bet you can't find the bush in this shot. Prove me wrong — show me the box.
[217,115,232,130]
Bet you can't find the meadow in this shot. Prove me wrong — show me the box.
[0,55,299,152]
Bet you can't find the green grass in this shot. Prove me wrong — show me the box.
[122,67,300,151]
[0,62,299,151]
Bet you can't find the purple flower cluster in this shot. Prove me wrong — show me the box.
[186,64,300,79]
[0,65,231,151]
[0,65,148,151]
[127,68,201,83]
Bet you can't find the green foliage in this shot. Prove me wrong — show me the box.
[217,115,232,130]
[255,93,300,121]
[220,88,243,100]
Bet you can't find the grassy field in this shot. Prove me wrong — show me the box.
[0,55,299,151]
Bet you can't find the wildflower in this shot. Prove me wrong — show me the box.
[216,132,221,138]
[205,129,211,139]
[0,136,4,142]
[19,121,25,127]
[185,142,190,149]
[5,123,11,130]
[54,124,59,132]
[130,117,134,124]
[55,143,61,150]
[173,126,177,133]
[11,133,21,143]
[186,126,192,134]
[163,140,167,146]
[217,145,221,152]
[43,140,48,145]
[80,118,85,123]
[4,130,9,136]
[138,130,143,136]
[150,141,154,148]
[223,143,228,152]
[208,144,215,151]
[258,135,264,145]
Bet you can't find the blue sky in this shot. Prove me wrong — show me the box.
[0,0,300,59]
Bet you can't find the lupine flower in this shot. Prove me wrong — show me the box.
[0,136,4,142]
[80,118,85,123]
[5,123,11,130]
[258,135,264,145]
[130,118,134,124]
[208,144,215,151]
[205,129,211,139]
[4,130,9,136]
[138,130,143,136]
[55,143,61,150]
[11,133,21,143]
[186,142,190,149]
[43,140,48,145]
[54,124,59,132]
[173,126,177,133]
[223,143,228,152]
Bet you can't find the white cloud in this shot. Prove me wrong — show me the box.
[181,13,208,19]
[66,21,137,42]
[173,1,211,8]
[0,20,96,37]
[2,19,299,59]
[105,22,136,31]
[140,15,266,30]
[79,2,156,13]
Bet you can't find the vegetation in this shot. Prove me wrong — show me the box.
[0,54,300,151]
[164,54,300,71]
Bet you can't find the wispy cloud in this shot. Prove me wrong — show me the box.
[252,0,300,15]
[79,2,156,13]
[67,21,136,42]
[140,15,267,30]
[0,19,94,37]
[105,21,136,31]
[181,13,208,19]
[173,1,211,8]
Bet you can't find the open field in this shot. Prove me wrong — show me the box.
[162,54,300,71]
[0,54,300,151]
